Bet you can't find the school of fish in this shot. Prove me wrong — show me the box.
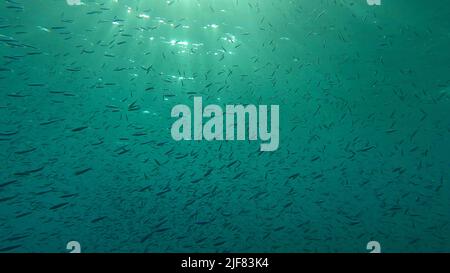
[0,0,449,252]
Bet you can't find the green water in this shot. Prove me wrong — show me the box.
[0,0,449,253]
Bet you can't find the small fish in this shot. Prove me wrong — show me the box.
[0,180,18,188]
[358,146,375,152]
[40,119,64,126]
[71,126,88,132]
[91,216,107,223]
[0,245,22,252]
[0,195,17,203]
[14,147,37,154]
[60,193,78,198]
[74,168,92,176]
[50,202,69,210]
[14,166,44,176]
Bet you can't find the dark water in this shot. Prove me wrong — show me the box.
[0,0,449,253]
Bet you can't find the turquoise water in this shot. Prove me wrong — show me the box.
[0,0,449,253]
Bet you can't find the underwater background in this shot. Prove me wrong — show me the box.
[0,0,449,253]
